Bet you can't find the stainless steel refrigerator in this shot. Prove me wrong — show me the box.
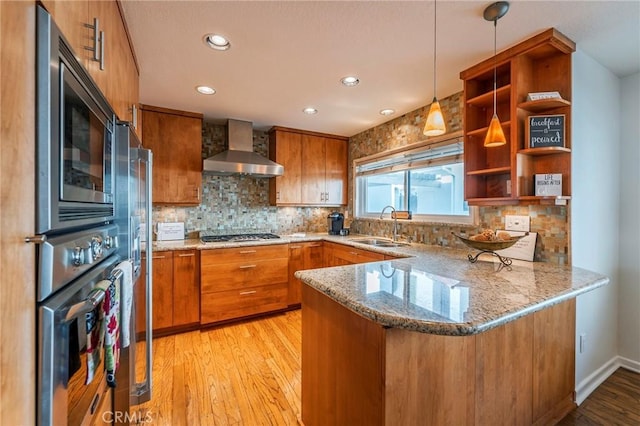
[114,121,153,420]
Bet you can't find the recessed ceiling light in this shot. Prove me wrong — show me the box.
[380,109,395,116]
[340,76,360,87]
[204,33,231,51]
[303,107,318,115]
[196,85,216,95]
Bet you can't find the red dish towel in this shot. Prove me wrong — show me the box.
[101,277,121,388]
[85,291,105,385]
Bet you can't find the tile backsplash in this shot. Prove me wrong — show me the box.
[154,91,571,264]
[152,122,339,237]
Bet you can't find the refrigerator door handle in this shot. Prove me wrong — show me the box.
[131,147,153,404]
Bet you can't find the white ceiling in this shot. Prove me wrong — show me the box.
[121,0,640,137]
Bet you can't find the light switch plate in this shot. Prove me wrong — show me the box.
[505,215,530,232]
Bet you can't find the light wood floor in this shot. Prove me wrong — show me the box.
[136,310,639,425]
[136,310,302,425]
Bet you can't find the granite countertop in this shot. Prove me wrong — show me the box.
[148,233,608,336]
[295,245,609,336]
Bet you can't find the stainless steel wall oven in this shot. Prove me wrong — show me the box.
[37,5,116,234]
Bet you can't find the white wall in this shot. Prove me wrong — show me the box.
[618,72,640,368]
[571,49,621,402]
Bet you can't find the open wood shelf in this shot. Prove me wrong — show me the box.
[466,85,511,108]
[467,197,518,206]
[466,166,511,176]
[467,121,512,138]
[518,98,571,112]
[518,146,571,156]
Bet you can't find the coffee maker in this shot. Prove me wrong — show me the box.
[327,212,344,235]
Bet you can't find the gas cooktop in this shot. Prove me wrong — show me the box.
[200,233,281,243]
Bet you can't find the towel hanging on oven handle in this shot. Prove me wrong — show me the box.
[64,269,123,322]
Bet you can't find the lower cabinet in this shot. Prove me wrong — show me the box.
[200,245,289,325]
[323,241,386,266]
[288,242,324,306]
[136,249,200,336]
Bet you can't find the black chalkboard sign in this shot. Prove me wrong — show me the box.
[526,114,565,148]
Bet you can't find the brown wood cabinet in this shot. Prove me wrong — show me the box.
[288,242,324,306]
[140,105,203,205]
[268,129,303,204]
[460,28,574,205]
[137,249,200,335]
[269,127,348,206]
[40,0,140,132]
[323,241,385,266]
[200,245,289,324]
[302,286,576,426]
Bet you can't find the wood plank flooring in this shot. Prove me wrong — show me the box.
[136,310,301,425]
[136,310,640,425]
[558,367,640,425]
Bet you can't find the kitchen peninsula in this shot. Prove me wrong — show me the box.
[295,245,608,426]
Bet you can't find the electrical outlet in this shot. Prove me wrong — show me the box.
[579,333,587,353]
[505,215,530,232]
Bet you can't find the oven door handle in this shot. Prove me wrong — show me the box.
[63,269,123,322]
[64,288,106,322]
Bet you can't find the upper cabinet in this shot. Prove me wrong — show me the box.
[140,105,203,205]
[40,0,140,136]
[460,28,575,206]
[269,127,348,206]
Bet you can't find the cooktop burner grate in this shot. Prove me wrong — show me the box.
[200,233,281,243]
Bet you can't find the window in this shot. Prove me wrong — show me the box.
[355,131,475,224]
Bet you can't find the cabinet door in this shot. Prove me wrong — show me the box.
[85,0,119,101]
[40,0,90,66]
[288,244,305,305]
[324,138,348,205]
[304,242,324,269]
[150,251,174,330]
[141,107,203,205]
[301,134,326,204]
[269,130,302,204]
[108,2,138,124]
[172,250,200,327]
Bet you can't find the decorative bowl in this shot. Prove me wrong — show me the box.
[453,233,527,251]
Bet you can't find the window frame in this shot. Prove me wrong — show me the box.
[354,130,477,225]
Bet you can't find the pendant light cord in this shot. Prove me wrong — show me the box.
[433,0,437,97]
[493,19,497,115]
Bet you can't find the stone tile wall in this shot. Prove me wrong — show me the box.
[152,122,338,237]
[154,93,570,264]
[347,92,571,264]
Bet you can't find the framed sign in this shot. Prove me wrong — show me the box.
[526,114,565,148]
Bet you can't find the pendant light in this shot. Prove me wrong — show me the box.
[483,1,509,147]
[423,0,446,136]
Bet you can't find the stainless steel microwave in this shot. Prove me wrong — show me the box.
[36,6,116,234]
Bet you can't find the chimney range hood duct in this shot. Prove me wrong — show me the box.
[203,119,284,177]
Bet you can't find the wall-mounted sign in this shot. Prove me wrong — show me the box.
[526,114,565,148]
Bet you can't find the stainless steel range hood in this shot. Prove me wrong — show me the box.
[203,119,284,177]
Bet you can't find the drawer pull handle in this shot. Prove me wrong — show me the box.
[240,290,257,296]
[152,255,166,259]
[309,244,322,247]
[349,252,359,256]
[239,250,257,254]
[178,253,195,257]
[239,264,257,269]
[290,245,302,249]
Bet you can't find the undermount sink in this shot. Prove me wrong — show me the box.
[351,238,409,248]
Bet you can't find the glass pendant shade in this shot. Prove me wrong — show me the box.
[484,114,507,147]
[423,97,446,136]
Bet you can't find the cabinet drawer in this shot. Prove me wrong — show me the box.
[333,246,385,264]
[201,258,288,292]
[201,244,288,264]
[201,282,288,324]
